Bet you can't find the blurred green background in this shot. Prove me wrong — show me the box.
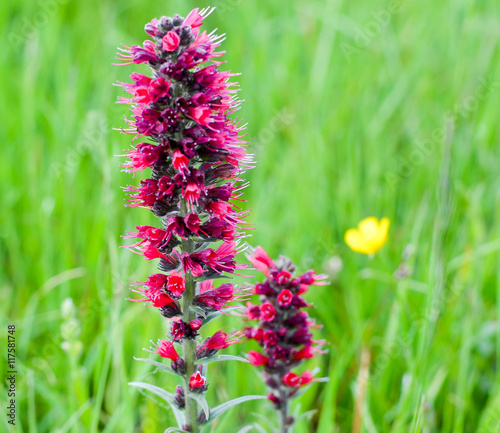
[1,0,500,432]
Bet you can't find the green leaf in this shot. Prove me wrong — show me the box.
[203,306,244,324]
[188,393,210,418]
[202,395,267,425]
[197,354,249,364]
[315,377,330,383]
[190,305,207,318]
[294,409,318,423]
[251,412,277,431]
[195,273,232,282]
[129,381,176,403]
[252,424,268,433]
[164,428,188,433]
[237,425,267,433]
[133,357,180,376]
[203,310,223,324]
[192,241,211,249]
[129,382,185,427]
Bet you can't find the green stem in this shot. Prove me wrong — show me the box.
[180,199,199,433]
[278,386,290,433]
[279,404,289,433]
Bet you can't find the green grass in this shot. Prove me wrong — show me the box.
[1,0,500,431]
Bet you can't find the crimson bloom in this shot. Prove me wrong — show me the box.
[167,271,185,297]
[282,371,315,387]
[193,280,249,312]
[147,339,185,374]
[150,339,179,361]
[248,350,269,366]
[249,246,275,276]
[163,31,181,51]
[189,371,208,393]
[277,289,293,307]
[260,303,277,322]
[197,331,242,359]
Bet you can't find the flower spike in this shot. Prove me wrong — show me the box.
[244,246,327,432]
[116,8,254,432]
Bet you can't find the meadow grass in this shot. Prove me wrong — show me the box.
[1,0,500,431]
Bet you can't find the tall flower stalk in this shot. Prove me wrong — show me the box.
[115,8,260,431]
[245,247,328,433]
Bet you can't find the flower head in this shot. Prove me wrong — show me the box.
[260,303,276,322]
[277,289,293,307]
[197,331,242,358]
[344,217,390,255]
[248,350,269,366]
[149,339,179,361]
[167,271,185,297]
[189,371,208,393]
[282,371,315,387]
[163,31,181,51]
[249,246,275,275]
[193,281,247,311]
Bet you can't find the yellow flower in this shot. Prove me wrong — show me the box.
[345,217,390,255]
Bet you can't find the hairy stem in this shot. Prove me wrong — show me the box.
[279,404,289,433]
[180,199,199,433]
[278,387,290,433]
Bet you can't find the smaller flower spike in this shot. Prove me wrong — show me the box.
[244,246,327,433]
